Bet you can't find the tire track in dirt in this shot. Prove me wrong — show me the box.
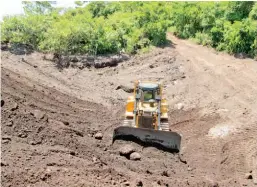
[168,34,257,186]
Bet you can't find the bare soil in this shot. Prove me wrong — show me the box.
[1,34,257,187]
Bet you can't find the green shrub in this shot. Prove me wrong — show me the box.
[221,19,257,56]
[1,15,53,49]
[249,3,257,20]
[225,2,255,22]
[1,2,256,58]
[194,32,212,46]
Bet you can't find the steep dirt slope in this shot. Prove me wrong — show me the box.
[1,35,257,187]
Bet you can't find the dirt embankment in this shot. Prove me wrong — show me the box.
[1,35,257,187]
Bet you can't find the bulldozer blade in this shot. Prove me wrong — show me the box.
[113,126,181,153]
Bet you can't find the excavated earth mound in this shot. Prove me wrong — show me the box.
[1,35,257,187]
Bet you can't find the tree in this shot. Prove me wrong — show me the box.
[22,1,53,15]
[225,2,254,22]
[75,1,87,7]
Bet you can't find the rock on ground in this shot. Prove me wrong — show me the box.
[244,172,252,179]
[62,121,69,126]
[94,132,103,140]
[252,169,257,184]
[178,154,187,164]
[119,145,135,156]
[161,170,170,177]
[116,85,134,93]
[31,110,46,120]
[1,161,9,167]
[135,180,143,187]
[11,102,18,111]
[176,103,184,110]
[129,152,141,161]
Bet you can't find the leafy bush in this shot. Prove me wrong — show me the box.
[1,2,257,58]
[170,2,202,38]
[221,19,257,55]
[168,2,257,57]
[87,2,121,18]
[225,2,255,22]
[249,3,257,20]
[194,32,212,46]
[1,15,53,49]
[210,19,225,47]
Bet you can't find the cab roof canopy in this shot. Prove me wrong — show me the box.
[138,83,159,91]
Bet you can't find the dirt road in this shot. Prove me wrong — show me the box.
[1,34,257,187]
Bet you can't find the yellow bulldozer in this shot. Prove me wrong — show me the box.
[113,80,181,152]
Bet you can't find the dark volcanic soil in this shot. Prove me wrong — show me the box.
[1,34,257,187]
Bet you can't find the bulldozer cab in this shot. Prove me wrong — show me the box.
[137,82,160,102]
[143,91,154,101]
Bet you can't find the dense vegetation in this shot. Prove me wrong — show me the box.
[1,2,257,58]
